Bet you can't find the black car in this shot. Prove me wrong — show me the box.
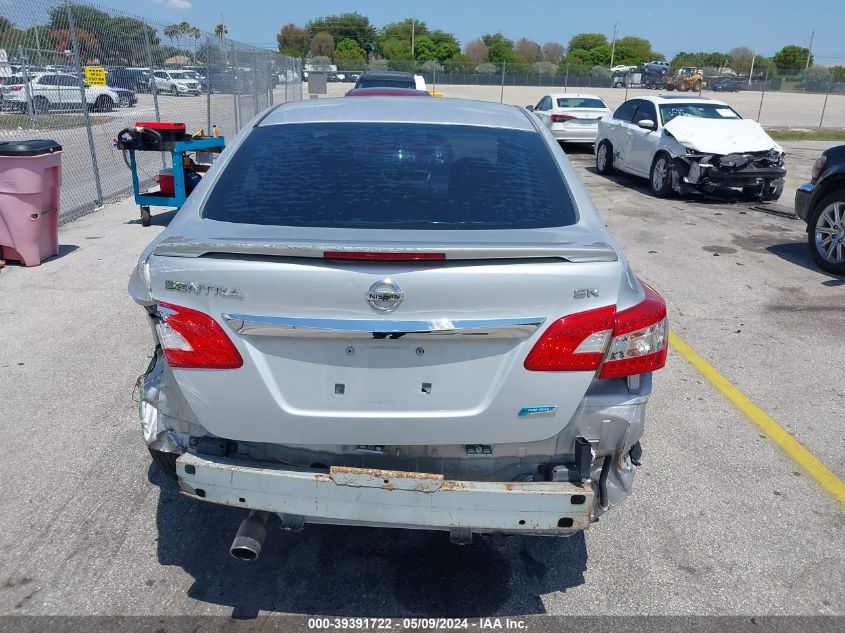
[107,68,150,93]
[795,144,845,274]
[710,77,746,92]
[354,70,416,90]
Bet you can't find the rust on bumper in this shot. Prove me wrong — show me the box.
[177,453,594,534]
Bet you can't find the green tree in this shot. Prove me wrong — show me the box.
[831,66,845,82]
[382,18,426,44]
[564,48,593,67]
[567,33,607,52]
[214,23,228,38]
[306,13,376,50]
[277,23,309,56]
[588,44,612,66]
[481,32,514,63]
[434,40,460,62]
[310,31,335,57]
[444,53,473,73]
[334,37,367,70]
[772,45,811,73]
[614,36,658,62]
[414,36,437,61]
[380,37,412,61]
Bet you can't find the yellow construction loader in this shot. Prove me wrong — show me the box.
[664,67,706,92]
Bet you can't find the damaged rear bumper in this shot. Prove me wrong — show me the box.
[177,452,594,535]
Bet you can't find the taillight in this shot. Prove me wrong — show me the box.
[550,114,576,123]
[10,85,23,92]
[524,283,667,377]
[598,284,667,378]
[156,302,242,369]
[524,305,616,371]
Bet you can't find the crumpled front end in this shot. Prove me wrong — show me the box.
[138,346,649,531]
[663,116,786,199]
[677,149,786,196]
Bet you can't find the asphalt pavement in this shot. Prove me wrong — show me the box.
[0,140,842,617]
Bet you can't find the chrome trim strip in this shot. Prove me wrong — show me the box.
[222,314,546,339]
[154,238,618,263]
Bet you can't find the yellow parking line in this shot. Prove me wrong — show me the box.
[669,330,845,506]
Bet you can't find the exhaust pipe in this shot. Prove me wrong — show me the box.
[230,510,270,561]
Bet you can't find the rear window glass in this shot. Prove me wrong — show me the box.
[356,78,415,89]
[202,123,577,230]
[556,98,606,108]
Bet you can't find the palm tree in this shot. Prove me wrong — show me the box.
[214,23,228,39]
[187,26,202,62]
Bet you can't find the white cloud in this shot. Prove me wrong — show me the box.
[152,0,193,9]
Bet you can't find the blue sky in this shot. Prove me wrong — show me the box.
[110,0,843,63]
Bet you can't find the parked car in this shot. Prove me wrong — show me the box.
[106,67,150,93]
[354,70,416,90]
[2,72,120,113]
[129,97,668,556]
[150,69,201,96]
[709,76,747,92]
[208,71,248,94]
[595,95,786,200]
[527,93,611,144]
[794,145,845,274]
[181,69,207,91]
[111,86,137,107]
[645,61,670,72]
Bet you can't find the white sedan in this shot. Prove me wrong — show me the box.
[595,95,786,200]
[527,93,611,144]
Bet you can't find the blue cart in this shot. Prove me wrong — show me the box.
[128,136,225,226]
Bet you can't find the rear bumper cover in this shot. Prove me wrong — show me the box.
[177,452,594,534]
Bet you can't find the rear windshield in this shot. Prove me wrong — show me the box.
[356,78,415,89]
[556,98,606,108]
[202,122,577,229]
[659,103,742,124]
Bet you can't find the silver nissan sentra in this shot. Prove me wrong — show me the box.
[129,96,667,559]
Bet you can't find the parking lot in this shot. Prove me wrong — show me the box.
[0,104,843,620]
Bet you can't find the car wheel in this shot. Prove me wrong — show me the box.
[29,96,49,114]
[118,94,131,108]
[596,141,614,175]
[650,154,674,197]
[140,205,151,227]
[171,86,178,97]
[807,191,845,275]
[148,448,178,480]
[93,95,114,112]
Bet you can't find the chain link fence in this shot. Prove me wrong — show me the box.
[321,60,844,130]
[0,1,302,224]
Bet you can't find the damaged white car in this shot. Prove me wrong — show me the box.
[595,95,786,200]
[129,97,668,558]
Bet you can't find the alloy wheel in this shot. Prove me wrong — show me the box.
[815,200,845,264]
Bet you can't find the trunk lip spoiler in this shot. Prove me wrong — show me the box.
[222,314,547,340]
[153,238,618,263]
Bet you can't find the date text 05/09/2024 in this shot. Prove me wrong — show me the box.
[307,618,528,630]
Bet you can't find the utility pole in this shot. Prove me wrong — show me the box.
[748,51,756,87]
[805,28,814,71]
[609,23,618,68]
[411,17,415,59]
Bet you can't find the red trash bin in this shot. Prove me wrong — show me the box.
[0,139,62,267]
